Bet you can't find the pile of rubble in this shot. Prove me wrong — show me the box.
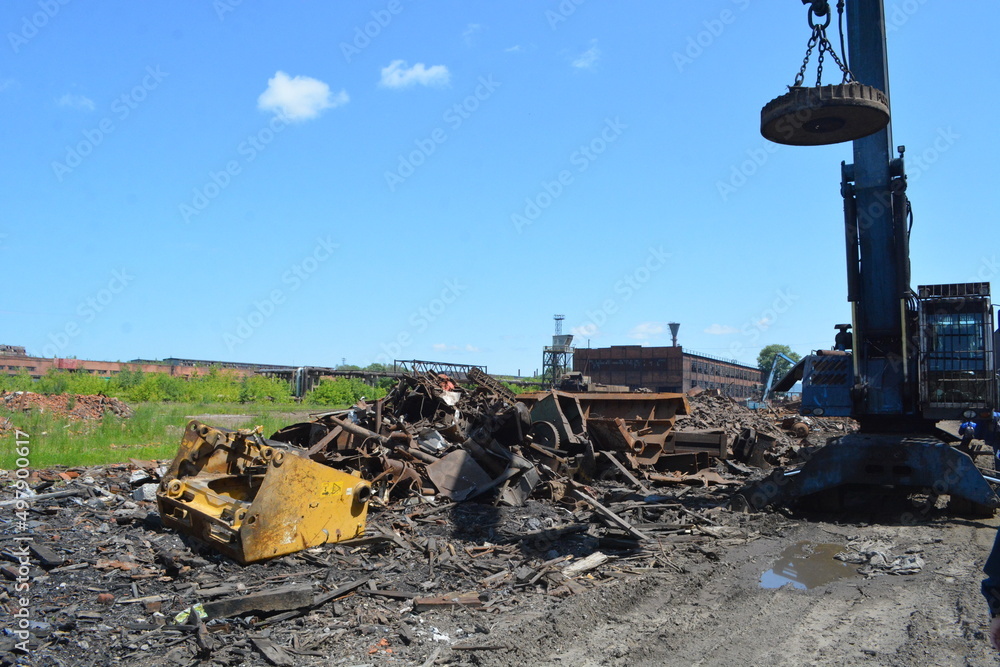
[0,456,755,665]
[679,392,858,469]
[0,373,856,664]
[0,391,133,422]
[682,393,856,445]
[151,371,738,565]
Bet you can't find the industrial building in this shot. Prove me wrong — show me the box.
[0,348,279,380]
[573,345,762,398]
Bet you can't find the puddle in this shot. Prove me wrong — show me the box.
[760,541,857,590]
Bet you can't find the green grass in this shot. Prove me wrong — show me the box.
[0,402,323,469]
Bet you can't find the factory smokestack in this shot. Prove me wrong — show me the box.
[668,322,680,347]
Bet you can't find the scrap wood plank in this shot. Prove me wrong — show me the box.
[511,523,588,544]
[570,489,650,541]
[50,562,88,573]
[452,643,508,651]
[0,489,85,507]
[562,552,609,578]
[338,530,412,551]
[259,577,370,626]
[600,451,653,494]
[478,570,509,586]
[363,588,420,600]
[117,594,168,605]
[311,576,370,607]
[413,593,484,612]
[673,505,723,527]
[420,648,442,667]
[202,583,314,619]
[195,584,241,598]
[251,637,295,667]
[29,543,65,568]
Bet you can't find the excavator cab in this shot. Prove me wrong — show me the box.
[917,283,997,422]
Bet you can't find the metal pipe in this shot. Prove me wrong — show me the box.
[842,163,860,303]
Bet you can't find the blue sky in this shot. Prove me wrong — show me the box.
[3,1,997,375]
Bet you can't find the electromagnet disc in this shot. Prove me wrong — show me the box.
[761,82,889,146]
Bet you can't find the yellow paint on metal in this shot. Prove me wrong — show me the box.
[157,420,370,564]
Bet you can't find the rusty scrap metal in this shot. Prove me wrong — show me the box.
[467,366,518,405]
[156,371,746,564]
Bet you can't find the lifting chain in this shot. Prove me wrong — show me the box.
[792,1,854,88]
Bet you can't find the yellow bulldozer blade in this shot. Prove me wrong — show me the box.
[156,420,370,564]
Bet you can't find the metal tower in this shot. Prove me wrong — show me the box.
[542,314,574,387]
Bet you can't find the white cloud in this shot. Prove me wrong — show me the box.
[505,45,523,53]
[379,60,450,89]
[705,324,739,335]
[0,79,16,92]
[257,71,348,121]
[629,322,665,340]
[462,23,482,46]
[572,40,601,69]
[58,93,95,111]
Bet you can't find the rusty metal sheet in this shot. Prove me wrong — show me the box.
[425,450,494,501]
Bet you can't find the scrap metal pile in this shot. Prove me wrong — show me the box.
[157,372,730,563]
[0,459,759,666]
[1,376,860,665]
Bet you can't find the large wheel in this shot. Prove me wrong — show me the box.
[528,421,561,451]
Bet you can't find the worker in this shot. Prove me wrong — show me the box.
[958,421,977,453]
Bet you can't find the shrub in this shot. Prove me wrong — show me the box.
[306,378,386,407]
[238,375,293,404]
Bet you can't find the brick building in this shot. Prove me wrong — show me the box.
[0,348,282,380]
[573,345,762,398]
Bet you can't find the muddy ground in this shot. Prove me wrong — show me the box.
[477,501,1000,667]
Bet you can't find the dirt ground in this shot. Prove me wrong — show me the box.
[476,502,1000,667]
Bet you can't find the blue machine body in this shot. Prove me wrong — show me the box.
[745,0,1000,511]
